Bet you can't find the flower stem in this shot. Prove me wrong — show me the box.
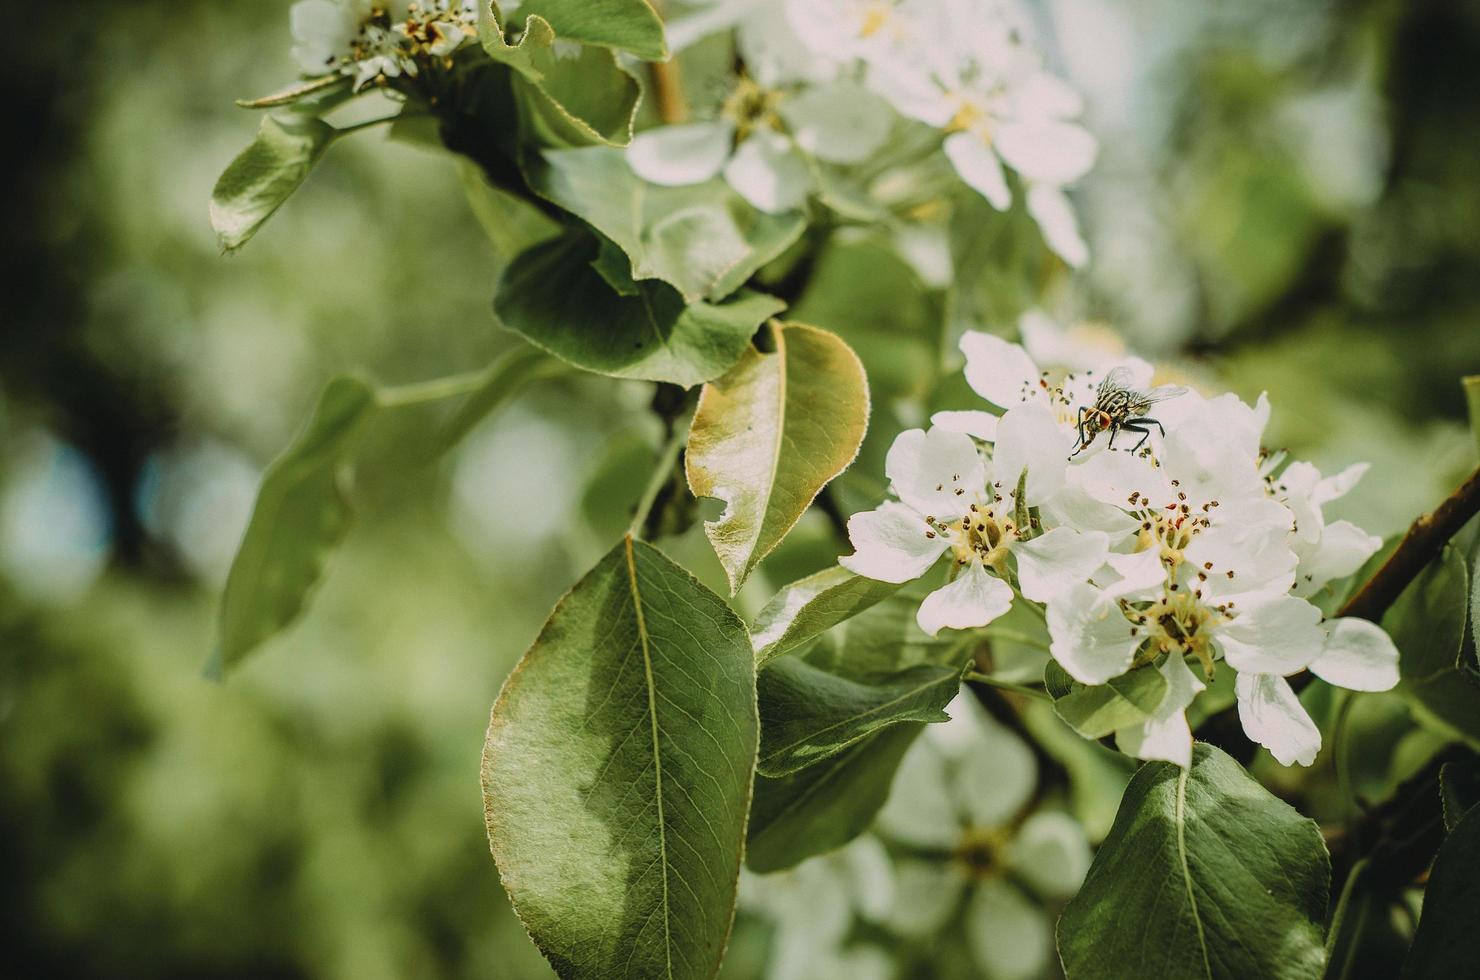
[628,413,691,539]
[965,671,1050,701]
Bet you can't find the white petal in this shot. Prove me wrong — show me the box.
[953,710,1039,824]
[840,501,945,583]
[869,59,956,128]
[1294,520,1382,597]
[782,81,893,163]
[1016,527,1110,603]
[737,0,836,88]
[959,330,1041,409]
[1098,549,1167,600]
[886,859,968,938]
[1186,523,1299,597]
[1311,618,1400,692]
[875,739,960,850]
[1068,438,1163,507]
[917,561,1014,636]
[1314,463,1369,506]
[1039,483,1140,538]
[1011,71,1085,120]
[1005,811,1092,899]
[1047,582,1141,684]
[1115,655,1205,768]
[930,410,999,441]
[626,122,734,186]
[1216,595,1325,675]
[1025,184,1089,268]
[994,401,1073,505]
[996,120,1098,186]
[723,130,812,213]
[965,878,1052,980]
[886,427,986,517]
[1236,672,1321,767]
[944,131,1011,210]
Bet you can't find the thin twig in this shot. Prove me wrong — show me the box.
[646,1,688,124]
[1335,464,1480,623]
[628,413,691,539]
[965,671,1050,701]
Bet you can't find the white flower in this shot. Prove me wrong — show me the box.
[784,0,922,64]
[289,0,477,89]
[627,6,893,213]
[875,695,1090,976]
[840,423,1109,636]
[858,1,1097,265]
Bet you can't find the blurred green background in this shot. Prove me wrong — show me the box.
[4,0,1479,977]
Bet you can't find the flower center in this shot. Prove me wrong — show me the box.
[1126,479,1218,570]
[953,826,1011,879]
[926,498,1017,572]
[722,76,784,142]
[856,2,894,38]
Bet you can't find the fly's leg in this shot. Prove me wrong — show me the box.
[1107,425,1119,450]
[1071,407,1089,457]
[1123,422,1153,452]
[1124,417,1166,452]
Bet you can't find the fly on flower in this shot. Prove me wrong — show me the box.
[1071,367,1187,456]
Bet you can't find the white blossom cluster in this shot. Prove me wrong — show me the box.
[633,0,1097,264]
[843,314,1399,768]
[289,0,478,89]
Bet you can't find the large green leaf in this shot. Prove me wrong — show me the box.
[1439,759,1480,832]
[525,145,807,303]
[210,112,335,252]
[214,354,556,672]
[482,9,640,148]
[750,566,903,668]
[1401,803,1480,978]
[482,537,757,980]
[686,322,869,593]
[214,376,377,672]
[1385,546,1480,746]
[495,233,784,388]
[1057,743,1330,980]
[747,723,921,874]
[1045,660,1170,739]
[512,0,667,60]
[756,657,963,777]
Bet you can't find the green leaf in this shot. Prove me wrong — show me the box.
[214,355,557,671]
[686,322,870,593]
[456,157,561,258]
[1044,660,1170,740]
[482,9,640,148]
[1385,546,1480,746]
[1401,803,1480,978]
[235,74,351,109]
[214,376,378,673]
[756,657,963,777]
[1439,759,1480,832]
[1323,859,1408,980]
[750,566,903,668]
[495,233,785,388]
[787,235,940,403]
[525,146,806,303]
[1057,743,1330,980]
[1463,375,1480,461]
[747,723,921,873]
[512,0,667,60]
[482,537,757,980]
[210,112,335,252]
[799,590,961,681]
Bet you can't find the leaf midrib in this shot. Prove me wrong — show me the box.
[1175,765,1213,979]
[623,537,675,979]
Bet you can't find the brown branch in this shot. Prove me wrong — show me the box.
[646,3,688,124]
[1336,463,1480,623]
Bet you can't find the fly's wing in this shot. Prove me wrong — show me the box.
[1096,366,1135,398]
[1139,384,1189,405]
